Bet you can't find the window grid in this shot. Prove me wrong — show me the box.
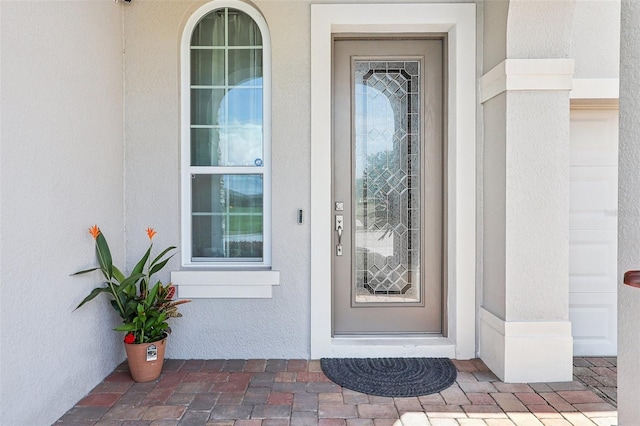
[183,3,271,267]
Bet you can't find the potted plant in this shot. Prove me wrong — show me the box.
[73,225,189,382]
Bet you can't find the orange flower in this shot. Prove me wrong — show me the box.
[88,225,100,240]
[146,227,157,240]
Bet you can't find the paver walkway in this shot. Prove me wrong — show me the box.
[56,357,617,426]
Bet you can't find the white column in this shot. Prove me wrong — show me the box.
[480,59,575,383]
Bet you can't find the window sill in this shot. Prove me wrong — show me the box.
[171,270,280,299]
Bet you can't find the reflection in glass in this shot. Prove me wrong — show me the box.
[191,89,225,126]
[190,8,263,168]
[228,49,262,86]
[192,174,263,260]
[191,83,263,166]
[354,60,421,304]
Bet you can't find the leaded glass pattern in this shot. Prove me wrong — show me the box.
[354,60,421,304]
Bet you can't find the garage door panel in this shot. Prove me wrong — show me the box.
[570,109,618,166]
[569,230,617,293]
[569,292,617,356]
[569,166,617,230]
[569,107,618,357]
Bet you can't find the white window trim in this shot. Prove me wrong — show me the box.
[179,0,273,270]
[172,270,280,299]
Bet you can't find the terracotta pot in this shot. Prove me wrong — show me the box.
[124,338,166,382]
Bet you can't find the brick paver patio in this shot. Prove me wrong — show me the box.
[56,357,617,425]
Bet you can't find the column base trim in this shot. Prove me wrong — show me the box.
[479,308,573,383]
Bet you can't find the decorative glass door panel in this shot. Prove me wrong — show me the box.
[354,60,422,305]
[333,38,444,335]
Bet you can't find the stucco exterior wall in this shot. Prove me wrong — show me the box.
[482,93,507,319]
[123,0,312,358]
[505,91,571,321]
[481,91,571,322]
[0,1,125,424]
[571,0,620,79]
[617,0,640,423]
[482,0,508,71]
[506,0,575,59]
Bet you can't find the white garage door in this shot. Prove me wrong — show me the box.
[569,107,618,356]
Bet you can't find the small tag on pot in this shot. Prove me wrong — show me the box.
[146,344,158,362]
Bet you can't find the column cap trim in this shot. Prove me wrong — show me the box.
[481,59,575,104]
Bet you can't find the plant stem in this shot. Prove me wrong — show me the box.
[108,280,126,318]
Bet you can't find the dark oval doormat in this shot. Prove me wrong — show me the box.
[320,357,457,397]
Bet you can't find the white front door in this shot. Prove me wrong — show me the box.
[569,107,619,356]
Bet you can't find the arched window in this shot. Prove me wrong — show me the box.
[181,2,271,267]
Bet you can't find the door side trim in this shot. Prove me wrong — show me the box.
[310,3,476,359]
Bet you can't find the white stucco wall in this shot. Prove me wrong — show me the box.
[482,93,507,319]
[505,91,571,320]
[617,0,640,423]
[123,0,312,358]
[483,0,508,71]
[0,1,125,424]
[571,0,620,79]
[507,0,575,59]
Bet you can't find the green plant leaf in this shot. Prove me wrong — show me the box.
[132,246,152,276]
[70,267,100,276]
[95,232,113,279]
[112,265,125,283]
[114,323,137,332]
[122,299,137,320]
[144,316,157,328]
[116,272,144,291]
[75,287,112,310]
[150,246,177,269]
[145,282,161,307]
[115,273,141,301]
[110,299,127,317]
[148,253,176,276]
[122,281,137,298]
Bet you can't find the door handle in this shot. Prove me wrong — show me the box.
[336,215,344,256]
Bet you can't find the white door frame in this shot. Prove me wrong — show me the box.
[310,3,477,359]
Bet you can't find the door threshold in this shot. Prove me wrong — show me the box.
[328,335,456,358]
